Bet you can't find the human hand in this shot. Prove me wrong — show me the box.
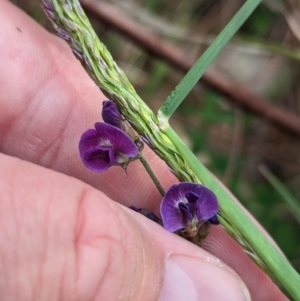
[0,1,288,300]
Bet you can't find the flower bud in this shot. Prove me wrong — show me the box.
[102,100,122,128]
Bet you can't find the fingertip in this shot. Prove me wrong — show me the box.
[201,225,288,301]
[159,256,250,301]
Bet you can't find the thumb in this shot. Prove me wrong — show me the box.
[0,154,250,301]
[74,196,251,301]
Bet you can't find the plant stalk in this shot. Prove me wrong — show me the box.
[137,152,165,197]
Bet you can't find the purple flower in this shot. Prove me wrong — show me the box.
[102,100,122,128]
[79,122,138,172]
[160,182,219,236]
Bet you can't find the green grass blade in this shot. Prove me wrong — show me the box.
[158,0,261,124]
[259,165,300,225]
[234,35,300,61]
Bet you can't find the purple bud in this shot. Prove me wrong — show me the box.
[160,182,219,234]
[79,122,138,172]
[102,100,122,128]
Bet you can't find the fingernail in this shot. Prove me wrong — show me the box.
[159,256,251,301]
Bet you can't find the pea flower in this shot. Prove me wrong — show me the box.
[79,122,138,172]
[102,100,122,128]
[160,182,219,237]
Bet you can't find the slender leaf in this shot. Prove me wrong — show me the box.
[260,165,300,225]
[158,0,261,124]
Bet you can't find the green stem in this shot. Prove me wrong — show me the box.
[138,152,165,196]
[259,165,300,225]
[234,35,300,61]
[157,0,261,125]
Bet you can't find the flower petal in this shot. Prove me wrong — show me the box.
[79,127,114,171]
[160,182,219,232]
[195,186,219,221]
[94,122,138,157]
[209,214,219,225]
[83,145,114,172]
[178,202,193,221]
[160,183,192,232]
[79,128,100,160]
[79,123,138,172]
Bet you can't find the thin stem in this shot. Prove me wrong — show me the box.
[259,165,300,225]
[157,0,261,125]
[138,152,165,197]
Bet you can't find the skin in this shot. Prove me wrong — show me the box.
[0,1,289,300]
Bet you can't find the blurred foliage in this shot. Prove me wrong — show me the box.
[13,0,300,271]
[241,4,278,36]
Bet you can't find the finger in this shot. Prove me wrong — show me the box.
[203,226,288,301]
[0,153,250,301]
[0,0,176,211]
